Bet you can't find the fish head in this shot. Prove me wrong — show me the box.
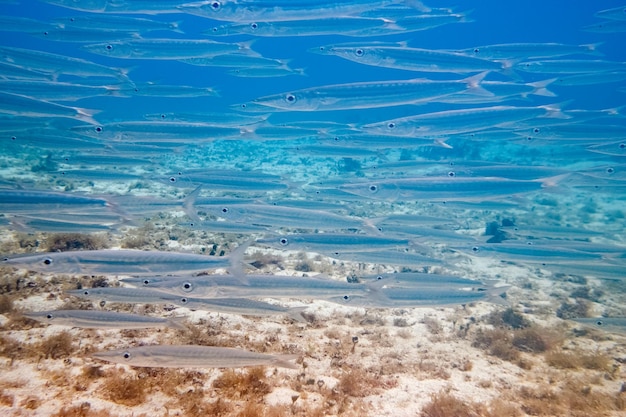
[253,91,317,111]
[82,41,133,58]
[339,181,400,201]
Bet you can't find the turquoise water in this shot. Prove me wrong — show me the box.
[1,1,625,416]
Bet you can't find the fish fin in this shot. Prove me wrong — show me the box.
[499,59,523,81]
[75,106,100,125]
[541,101,573,119]
[271,354,299,369]
[463,71,494,97]
[183,185,203,223]
[228,239,254,277]
[286,306,309,323]
[581,42,604,56]
[169,21,185,34]
[166,316,188,330]
[433,138,453,148]
[528,78,557,97]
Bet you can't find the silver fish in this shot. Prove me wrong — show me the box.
[92,345,299,369]
[23,309,185,330]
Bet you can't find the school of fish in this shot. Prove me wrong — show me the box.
[1,0,625,367]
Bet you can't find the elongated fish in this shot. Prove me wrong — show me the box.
[4,243,249,275]
[312,43,507,74]
[23,309,185,330]
[250,73,490,111]
[82,38,249,60]
[571,317,626,335]
[92,345,299,369]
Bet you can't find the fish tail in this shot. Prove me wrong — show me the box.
[581,42,604,56]
[286,306,308,323]
[271,354,299,369]
[166,316,188,330]
[183,185,203,223]
[528,78,557,97]
[75,106,100,125]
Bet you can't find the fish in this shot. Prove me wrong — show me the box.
[571,317,626,335]
[255,233,413,253]
[455,42,602,59]
[179,0,403,22]
[250,73,491,111]
[516,59,626,74]
[0,79,123,101]
[123,273,374,299]
[53,14,182,33]
[41,0,188,14]
[92,345,299,369]
[71,121,243,142]
[4,242,250,275]
[0,45,131,81]
[311,43,508,74]
[0,92,99,124]
[82,38,251,60]
[594,5,626,20]
[327,283,508,308]
[361,104,569,137]
[338,176,547,201]
[583,20,626,33]
[206,16,396,38]
[23,309,186,330]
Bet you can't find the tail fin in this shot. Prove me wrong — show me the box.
[463,71,494,97]
[271,354,299,369]
[183,185,202,223]
[528,78,557,97]
[581,42,604,56]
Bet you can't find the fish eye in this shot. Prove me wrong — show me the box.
[250,22,258,29]
[526,241,534,246]
[279,238,289,246]
[142,279,150,285]
[342,295,350,301]
[619,143,625,149]
[43,31,49,36]
[368,184,378,193]
[354,48,364,57]
[606,167,615,174]
[318,46,325,52]
[525,136,533,141]
[221,207,229,213]
[122,351,131,359]
[596,320,604,326]
[333,136,339,141]
[46,314,54,319]
[448,171,456,177]
[473,48,480,53]
[169,177,177,183]
[160,114,166,119]
[95,126,103,132]
[387,122,395,129]
[43,258,53,265]
[376,275,383,280]
[240,103,247,109]
[105,44,113,50]
[182,282,193,292]
[471,246,480,253]
[533,128,540,134]
[180,297,189,304]
[285,94,296,103]
[210,1,221,10]
[11,136,16,140]
[83,290,90,295]
[212,27,218,32]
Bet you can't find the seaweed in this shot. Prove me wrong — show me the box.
[45,233,109,252]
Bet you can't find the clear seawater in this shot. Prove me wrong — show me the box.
[1,1,625,416]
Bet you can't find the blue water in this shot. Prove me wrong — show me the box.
[1,1,626,414]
